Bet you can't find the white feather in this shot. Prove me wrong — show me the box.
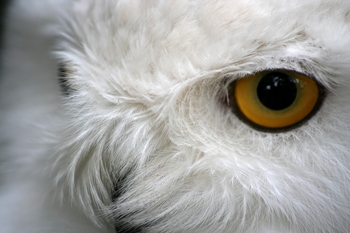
[1,0,350,232]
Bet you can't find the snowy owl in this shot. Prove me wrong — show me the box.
[0,0,350,232]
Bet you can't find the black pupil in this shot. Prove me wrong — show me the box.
[257,72,297,110]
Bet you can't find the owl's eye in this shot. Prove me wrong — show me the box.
[230,70,324,132]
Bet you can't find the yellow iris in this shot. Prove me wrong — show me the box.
[233,70,321,130]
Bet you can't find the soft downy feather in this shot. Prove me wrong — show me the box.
[1,0,350,232]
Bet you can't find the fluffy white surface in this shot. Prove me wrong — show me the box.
[1,0,350,232]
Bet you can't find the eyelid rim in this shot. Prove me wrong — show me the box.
[227,69,327,133]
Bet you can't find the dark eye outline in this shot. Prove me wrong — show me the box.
[227,70,327,133]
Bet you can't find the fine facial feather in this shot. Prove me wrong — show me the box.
[1,0,350,232]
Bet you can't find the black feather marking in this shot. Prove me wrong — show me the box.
[112,171,146,233]
[58,63,72,96]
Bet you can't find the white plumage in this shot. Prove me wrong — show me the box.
[1,0,350,232]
